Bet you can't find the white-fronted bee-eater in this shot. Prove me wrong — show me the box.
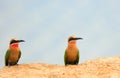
[64,36,82,66]
[5,38,25,66]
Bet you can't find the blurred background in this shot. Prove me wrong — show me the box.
[0,0,120,68]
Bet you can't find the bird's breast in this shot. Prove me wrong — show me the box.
[8,48,20,62]
[66,46,78,61]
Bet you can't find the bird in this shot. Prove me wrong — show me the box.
[64,36,82,66]
[5,38,25,66]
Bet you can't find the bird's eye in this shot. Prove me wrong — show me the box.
[10,40,17,44]
[68,38,74,42]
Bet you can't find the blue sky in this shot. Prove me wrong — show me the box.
[0,0,120,68]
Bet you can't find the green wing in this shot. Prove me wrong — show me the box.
[64,50,67,65]
[77,50,80,64]
[19,50,21,59]
[5,49,10,66]
[16,50,21,63]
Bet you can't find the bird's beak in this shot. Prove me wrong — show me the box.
[73,37,83,40]
[17,40,25,42]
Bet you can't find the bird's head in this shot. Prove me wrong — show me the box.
[10,38,25,44]
[10,38,25,48]
[68,36,82,45]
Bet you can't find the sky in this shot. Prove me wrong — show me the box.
[0,0,120,68]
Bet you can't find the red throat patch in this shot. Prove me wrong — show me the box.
[11,44,19,48]
[69,41,76,44]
